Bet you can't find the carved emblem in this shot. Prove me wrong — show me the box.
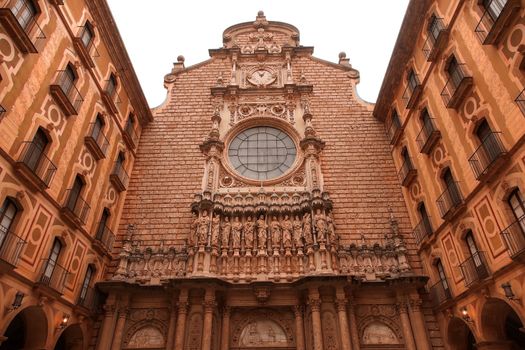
[247,68,276,87]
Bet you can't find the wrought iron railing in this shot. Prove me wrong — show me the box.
[402,74,421,108]
[474,0,517,43]
[436,182,463,218]
[63,189,90,225]
[515,88,525,116]
[53,70,84,112]
[459,251,490,287]
[501,215,525,259]
[94,223,115,252]
[423,17,446,60]
[398,158,416,186]
[416,118,440,153]
[17,141,57,188]
[0,225,25,266]
[38,258,68,293]
[429,278,452,307]
[468,132,506,180]
[4,1,46,51]
[124,123,138,147]
[112,161,129,189]
[441,64,472,107]
[86,123,109,156]
[413,217,433,245]
[77,286,99,312]
[386,117,402,144]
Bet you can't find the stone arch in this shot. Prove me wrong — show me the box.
[231,308,294,348]
[53,323,85,350]
[358,315,402,345]
[123,318,167,349]
[446,316,477,350]
[0,305,49,350]
[478,297,525,346]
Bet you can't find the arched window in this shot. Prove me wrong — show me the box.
[465,231,488,275]
[42,239,62,282]
[443,168,461,205]
[125,114,135,134]
[106,73,117,98]
[446,55,463,89]
[12,0,37,30]
[80,21,94,48]
[508,189,525,229]
[78,265,94,304]
[0,198,18,245]
[96,208,110,241]
[24,128,49,172]
[428,14,442,42]
[417,202,432,236]
[435,259,451,298]
[407,69,419,92]
[483,0,506,21]
[92,114,105,141]
[65,175,84,212]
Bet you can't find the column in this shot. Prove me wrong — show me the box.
[308,288,324,350]
[335,298,353,350]
[97,303,116,350]
[165,302,178,350]
[408,297,432,350]
[347,298,360,350]
[220,306,231,350]
[396,301,416,350]
[111,306,129,350]
[293,305,305,350]
[174,290,189,350]
[201,288,216,350]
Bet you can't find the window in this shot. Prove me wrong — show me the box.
[125,115,135,133]
[0,199,18,246]
[436,259,450,293]
[443,168,461,205]
[12,0,37,30]
[60,64,76,95]
[228,126,297,180]
[465,231,483,266]
[25,128,49,172]
[508,189,525,228]
[96,209,110,240]
[418,202,432,234]
[446,56,463,89]
[66,176,84,211]
[428,14,442,42]
[80,22,94,48]
[483,0,507,21]
[116,152,125,168]
[475,119,502,163]
[401,148,412,167]
[92,115,104,140]
[391,109,401,129]
[106,74,117,97]
[79,265,94,303]
[407,70,419,92]
[43,239,61,281]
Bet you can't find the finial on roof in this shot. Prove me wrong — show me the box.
[258,10,264,17]
[338,51,351,67]
[254,10,268,27]
[177,55,185,63]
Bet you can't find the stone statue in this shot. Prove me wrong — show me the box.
[197,210,210,245]
[326,212,337,245]
[232,216,243,249]
[221,217,231,249]
[189,212,198,246]
[270,216,281,248]
[303,213,313,245]
[256,215,268,249]
[293,215,303,248]
[244,216,255,250]
[314,209,327,243]
[281,215,293,248]
[211,214,220,246]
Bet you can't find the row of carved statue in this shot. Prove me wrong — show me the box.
[189,208,338,251]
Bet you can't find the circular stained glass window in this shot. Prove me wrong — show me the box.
[228,126,297,180]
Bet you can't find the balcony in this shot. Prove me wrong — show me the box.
[0,105,5,119]
[35,259,68,296]
[72,26,99,68]
[475,0,520,45]
[101,86,119,115]
[429,279,452,308]
[422,17,449,61]
[93,223,115,254]
[60,190,90,228]
[49,70,84,116]
[436,182,464,220]
[84,123,109,160]
[76,287,100,314]
[501,215,525,262]
[123,124,138,150]
[398,158,417,187]
[459,251,490,288]
[0,2,45,53]
[0,226,25,273]
[110,162,129,192]
[413,217,433,245]
[402,75,422,109]
[386,118,402,145]
[416,118,441,154]
[441,64,473,109]
[14,141,57,191]
[468,132,507,181]
[515,88,525,116]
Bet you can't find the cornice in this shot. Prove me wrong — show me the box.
[86,0,153,125]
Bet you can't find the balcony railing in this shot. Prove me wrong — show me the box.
[37,259,68,294]
[77,286,100,313]
[15,141,57,190]
[0,2,46,53]
[101,82,120,115]
[398,158,417,187]
[110,162,129,192]
[441,64,473,109]
[402,75,422,109]
[386,118,402,145]
[73,25,99,68]
[0,226,25,268]
[94,223,115,253]
[423,17,448,61]
[515,88,525,116]
[416,118,441,154]
[468,132,507,180]
[0,105,5,119]
[475,0,520,45]
[437,182,464,219]
[459,251,490,288]
[61,190,90,226]
[501,215,525,261]
[84,123,109,160]
[413,217,433,245]
[123,124,138,149]
[429,278,452,308]
[50,70,84,116]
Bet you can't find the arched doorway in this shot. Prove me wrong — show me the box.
[0,306,48,350]
[54,323,84,350]
[481,298,525,348]
[447,317,476,350]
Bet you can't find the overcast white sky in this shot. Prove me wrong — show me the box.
[107,1,409,108]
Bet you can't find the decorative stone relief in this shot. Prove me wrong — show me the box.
[239,320,288,347]
[127,327,165,348]
[362,322,400,345]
